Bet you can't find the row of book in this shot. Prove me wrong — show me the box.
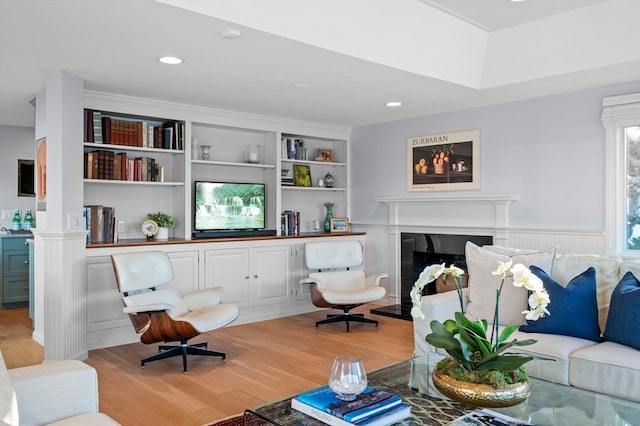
[281,210,300,236]
[84,150,165,182]
[282,137,307,160]
[84,205,116,244]
[291,385,411,426]
[84,110,185,150]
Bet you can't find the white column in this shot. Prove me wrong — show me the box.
[33,70,87,360]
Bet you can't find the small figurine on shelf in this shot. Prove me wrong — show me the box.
[323,172,335,188]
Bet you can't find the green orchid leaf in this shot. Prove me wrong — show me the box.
[426,333,460,351]
[443,319,459,334]
[475,355,534,372]
[498,325,518,344]
[429,320,453,337]
[460,318,488,339]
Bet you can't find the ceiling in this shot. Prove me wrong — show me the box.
[0,0,638,129]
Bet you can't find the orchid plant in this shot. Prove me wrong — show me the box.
[411,260,551,384]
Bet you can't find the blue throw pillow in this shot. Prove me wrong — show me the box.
[519,265,602,342]
[603,271,640,350]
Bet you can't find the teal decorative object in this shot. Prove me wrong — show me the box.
[323,202,334,233]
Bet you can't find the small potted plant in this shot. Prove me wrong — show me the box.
[147,212,175,240]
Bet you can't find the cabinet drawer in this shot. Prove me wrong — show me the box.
[2,275,29,304]
[2,237,28,251]
[2,251,29,274]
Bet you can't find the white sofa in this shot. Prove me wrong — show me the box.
[0,351,119,426]
[413,243,640,404]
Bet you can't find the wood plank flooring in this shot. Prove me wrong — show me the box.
[1,305,414,426]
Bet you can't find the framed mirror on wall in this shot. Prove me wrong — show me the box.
[18,159,35,197]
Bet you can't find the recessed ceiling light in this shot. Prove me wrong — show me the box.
[158,56,183,65]
[386,101,402,107]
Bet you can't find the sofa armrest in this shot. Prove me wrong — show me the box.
[413,288,469,356]
[9,360,100,425]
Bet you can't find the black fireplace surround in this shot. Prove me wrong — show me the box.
[371,233,492,320]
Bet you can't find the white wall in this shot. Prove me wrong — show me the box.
[350,82,640,231]
[0,125,36,229]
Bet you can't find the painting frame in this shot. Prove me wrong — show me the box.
[316,148,334,162]
[293,164,312,187]
[329,218,349,233]
[407,129,480,192]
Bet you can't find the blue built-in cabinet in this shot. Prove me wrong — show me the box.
[1,236,30,308]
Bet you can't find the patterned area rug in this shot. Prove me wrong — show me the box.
[206,414,243,426]
[207,361,472,426]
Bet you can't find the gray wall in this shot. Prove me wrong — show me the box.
[350,82,640,230]
[0,125,36,229]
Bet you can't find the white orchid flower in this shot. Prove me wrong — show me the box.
[492,260,513,278]
[444,264,465,278]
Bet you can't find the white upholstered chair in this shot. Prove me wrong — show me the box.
[111,250,239,372]
[301,241,388,332]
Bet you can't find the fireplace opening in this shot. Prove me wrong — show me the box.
[371,232,493,320]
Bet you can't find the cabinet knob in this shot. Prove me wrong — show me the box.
[24,260,29,264]
[254,275,258,279]
[245,275,250,279]
[24,285,29,291]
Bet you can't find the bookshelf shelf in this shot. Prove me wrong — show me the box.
[191,159,275,169]
[279,133,348,234]
[281,158,346,167]
[281,186,346,192]
[83,142,184,155]
[83,179,184,186]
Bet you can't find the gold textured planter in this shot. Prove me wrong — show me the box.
[432,369,531,408]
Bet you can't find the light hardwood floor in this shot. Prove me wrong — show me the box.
[1,305,414,426]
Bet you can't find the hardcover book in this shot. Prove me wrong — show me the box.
[295,386,403,423]
[291,398,410,426]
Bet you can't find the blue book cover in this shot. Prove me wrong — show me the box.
[296,385,402,422]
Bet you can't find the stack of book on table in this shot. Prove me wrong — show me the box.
[291,385,411,426]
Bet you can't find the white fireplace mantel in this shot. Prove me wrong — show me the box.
[374,195,520,229]
[372,195,520,304]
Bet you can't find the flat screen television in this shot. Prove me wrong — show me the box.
[194,181,265,233]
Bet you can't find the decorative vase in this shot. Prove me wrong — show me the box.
[200,145,211,161]
[432,369,530,408]
[324,171,335,188]
[156,227,169,241]
[323,202,334,233]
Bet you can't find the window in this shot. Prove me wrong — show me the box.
[602,93,640,256]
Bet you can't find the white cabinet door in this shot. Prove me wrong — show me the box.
[204,248,250,308]
[250,245,291,306]
[292,243,312,302]
[86,250,199,349]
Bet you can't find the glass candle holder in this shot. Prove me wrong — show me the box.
[328,355,368,401]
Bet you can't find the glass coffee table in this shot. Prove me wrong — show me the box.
[244,355,640,425]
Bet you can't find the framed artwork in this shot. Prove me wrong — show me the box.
[36,137,47,211]
[316,149,334,162]
[407,129,480,192]
[330,218,349,233]
[293,164,312,187]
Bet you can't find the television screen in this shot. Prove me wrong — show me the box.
[194,181,265,232]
